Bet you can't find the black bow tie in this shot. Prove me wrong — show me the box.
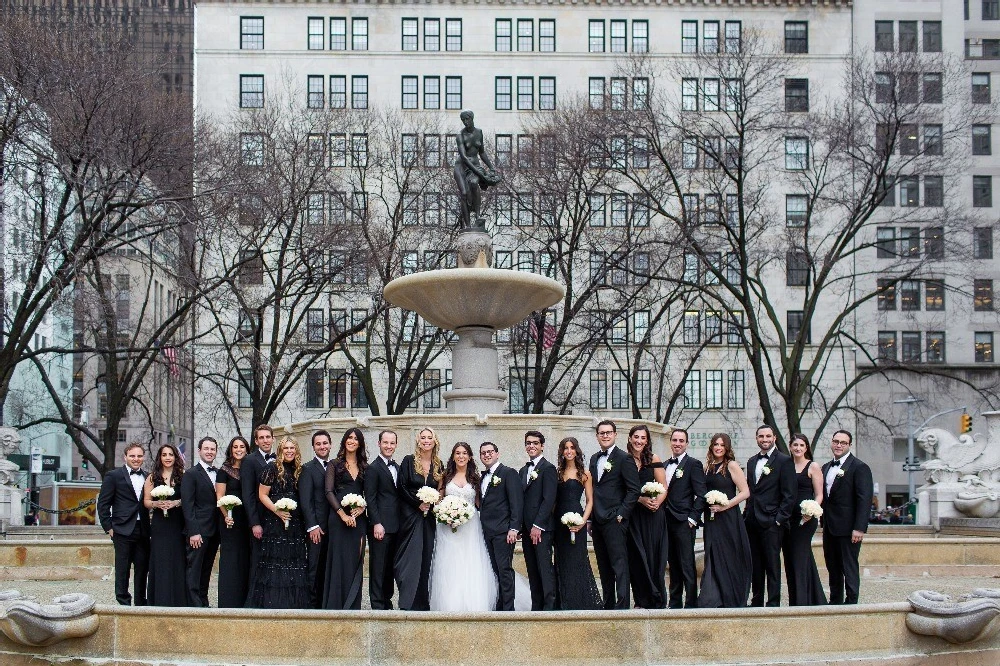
[321,460,329,469]
[129,469,144,476]
[387,459,398,467]
[526,460,535,468]
[265,453,276,461]
[831,459,841,467]
[206,466,217,473]
[759,454,769,461]
[666,457,679,465]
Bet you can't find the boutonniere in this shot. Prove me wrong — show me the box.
[528,470,538,482]
[491,475,502,486]
[603,461,613,472]
[836,469,845,478]
[762,467,771,476]
[675,469,684,479]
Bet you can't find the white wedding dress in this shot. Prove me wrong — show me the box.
[428,481,531,612]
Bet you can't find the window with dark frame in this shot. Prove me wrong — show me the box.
[681,20,697,53]
[703,21,719,54]
[425,19,440,51]
[784,21,808,53]
[241,17,264,50]
[925,176,944,207]
[924,124,943,155]
[926,332,945,363]
[786,251,809,286]
[402,18,418,51]
[900,227,920,257]
[785,78,809,111]
[899,21,918,52]
[610,19,626,53]
[925,279,945,311]
[923,21,942,52]
[540,19,556,52]
[352,75,368,109]
[877,279,897,311]
[496,19,512,52]
[632,20,648,53]
[876,227,897,258]
[900,280,920,310]
[875,21,894,52]
[924,226,945,258]
[330,18,347,50]
[974,227,994,259]
[352,18,368,50]
[975,279,994,311]
[725,21,741,52]
[973,124,993,155]
[329,76,346,109]
[878,331,897,362]
[539,77,556,110]
[424,76,440,109]
[308,17,324,50]
[495,77,512,110]
[901,331,921,363]
[923,73,943,103]
[517,77,533,110]
[518,19,534,51]
[973,73,991,103]
[240,74,264,108]
[786,194,808,226]
[307,75,324,109]
[446,19,462,51]
[974,175,993,207]
[975,332,994,363]
[401,76,418,109]
[787,310,810,344]
[445,76,462,109]
[589,20,604,52]
[986,0,1000,21]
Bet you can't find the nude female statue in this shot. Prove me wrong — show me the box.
[453,110,501,230]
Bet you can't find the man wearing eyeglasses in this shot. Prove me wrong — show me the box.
[821,429,873,604]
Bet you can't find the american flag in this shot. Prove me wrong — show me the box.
[529,318,557,350]
[161,345,180,377]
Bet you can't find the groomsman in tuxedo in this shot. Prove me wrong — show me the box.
[97,443,150,606]
[299,430,332,608]
[520,430,557,611]
[479,441,523,611]
[182,436,221,607]
[365,430,401,610]
[241,423,275,602]
[663,428,707,609]
[745,424,796,607]
[588,420,641,610]
[822,429,874,605]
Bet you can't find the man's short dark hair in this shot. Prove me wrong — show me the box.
[378,429,397,443]
[312,429,331,447]
[595,419,617,433]
[833,429,853,445]
[756,424,775,435]
[480,441,498,453]
[525,430,545,445]
[670,428,689,442]
[198,436,218,450]
[124,442,144,456]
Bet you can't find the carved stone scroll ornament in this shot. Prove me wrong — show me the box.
[0,591,99,646]
[906,589,1000,644]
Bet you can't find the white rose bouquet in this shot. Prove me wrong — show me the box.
[560,512,585,544]
[217,495,243,526]
[704,490,731,521]
[434,495,474,533]
[150,485,175,517]
[641,481,666,499]
[800,499,823,525]
[416,486,441,516]
[341,493,367,514]
[273,498,297,529]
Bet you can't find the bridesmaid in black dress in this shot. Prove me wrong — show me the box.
[553,437,602,610]
[143,443,187,606]
[699,433,752,608]
[782,433,828,606]
[215,436,251,608]
[394,427,444,611]
[322,428,369,610]
[246,436,310,609]
[625,425,668,608]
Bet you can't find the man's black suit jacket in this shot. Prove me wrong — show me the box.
[299,458,331,531]
[745,449,796,528]
[480,464,523,537]
[520,457,557,532]
[664,454,708,525]
[241,450,271,528]
[364,457,400,533]
[588,447,641,524]
[97,466,149,536]
[822,454,874,537]
[181,465,219,539]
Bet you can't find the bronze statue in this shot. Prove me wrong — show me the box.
[453,110,501,231]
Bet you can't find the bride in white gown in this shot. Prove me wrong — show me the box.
[428,443,530,612]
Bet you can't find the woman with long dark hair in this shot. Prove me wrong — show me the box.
[143,443,187,606]
[698,433,752,608]
[323,428,369,609]
[395,427,444,610]
[553,437,602,610]
[625,424,668,608]
[215,436,251,607]
[783,433,827,605]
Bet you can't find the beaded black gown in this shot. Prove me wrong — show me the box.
[783,461,828,606]
[626,461,668,608]
[216,466,251,608]
[553,477,602,610]
[698,464,752,608]
[322,461,368,610]
[147,476,187,607]
[245,462,310,609]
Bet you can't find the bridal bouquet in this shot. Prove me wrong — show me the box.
[273,498,298,529]
[217,495,243,526]
[800,499,823,525]
[434,496,473,533]
[704,490,731,521]
[341,494,367,515]
[641,481,666,499]
[560,512,585,544]
[416,486,441,516]
[150,485,175,517]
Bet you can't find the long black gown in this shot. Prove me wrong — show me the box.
[147,477,187,606]
[394,455,437,611]
[626,461,668,608]
[322,461,368,610]
[553,477,602,610]
[698,463,752,608]
[783,461,828,606]
[216,466,251,608]
[245,462,310,609]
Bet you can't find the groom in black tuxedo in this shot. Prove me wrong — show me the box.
[588,420,641,610]
[241,424,275,603]
[97,443,150,606]
[745,424,796,607]
[299,430,332,608]
[520,430,557,611]
[479,441,523,611]
[822,429,874,605]
[365,429,401,610]
[182,436,221,607]
[663,428,707,609]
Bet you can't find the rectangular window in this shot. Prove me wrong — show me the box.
[306,309,325,342]
[923,21,942,52]
[975,279,995,311]
[877,279,897,311]
[923,73,943,103]
[899,21,918,52]
[900,279,921,310]
[305,369,324,408]
[900,227,920,257]
[402,18,418,51]
[727,370,745,409]
[611,371,629,410]
[973,73,991,103]
[925,279,945,311]
[308,17,324,50]
[974,124,993,155]
[329,76,346,109]
[785,21,808,53]
[330,18,347,50]
[974,227,994,259]
[495,77,512,110]
[610,77,626,110]
[517,77,533,110]
[401,76,418,109]
[540,19,556,52]
[683,310,700,344]
[899,72,919,103]
[539,77,556,110]
[351,134,368,166]
[879,332,897,362]
[446,19,462,51]
[590,78,606,110]
[725,21,741,53]
[786,194,808,227]
[703,21,719,54]
[785,78,809,112]
[683,253,699,284]
[424,76,440,109]
[422,369,442,409]
[589,20,605,52]
[785,137,809,170]
[239,250,263,285]
[925,226,945,258]
[237,368,253,408]
[351,375,369,409]
[987,0,1000,20]
[496,19,511,52]
[705,310,722,342]
[924,176,943,207]
[787,310,809,344]
[706,370,723,409]
[352,75,368,109]
[875,72,894,103]
[240,74,264,108]
[875,21,894,52]
[681,20,697,53]
[305,192,324,225]
[635,370,651,410]
[307,76,324,108]
[445,77,462,109]
[899,176,919,207]
[974,175,993,207]
[590,370,607,409]
[924,124,943,156]
[927,331,945,363]
[900,124,919,155]
[724,78,741,112]
[424,19,440,51]
[610,19,626,53]
[633,20,648,53]
[975,332,995,363]
[518,19,534,51]
[589,195,606,227]
[683,370,701,409]
[241,17,264,50]
[329,134,346,167]
[401,134,418,166]
[681,78,698,111]
[902,331,921,362]
[632,78,649,110]
[786,251,809,286]
[495,135,512,167]
[876,227,896,258]
[352,18,368,50]
[703,78,720,111]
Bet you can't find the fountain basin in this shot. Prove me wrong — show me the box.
[383,268,565,331]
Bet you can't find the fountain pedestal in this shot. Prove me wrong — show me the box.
[444,326,508,415]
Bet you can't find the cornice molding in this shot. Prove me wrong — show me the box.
[195,0,852,8]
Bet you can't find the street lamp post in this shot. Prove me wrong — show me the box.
[894,396,921,501]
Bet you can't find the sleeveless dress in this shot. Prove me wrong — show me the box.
[626,461,668,608]
[322,461,368,610]
[147,476,187,606]
[394,455,437,611]
[553,478,602,610]
[216,466,251,608]
[698,464,752,608]
[783,461,828,606]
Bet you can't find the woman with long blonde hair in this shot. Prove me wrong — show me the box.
[395,427,444,610]
[246,436,309,608]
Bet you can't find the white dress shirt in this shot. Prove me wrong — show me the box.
[382,455,398,485]
[200,460,217,485]
[596,446,616,482]
[481,462,500,496]
[755,448,774,481]
[664,452,686,487]
[826,450,852,495]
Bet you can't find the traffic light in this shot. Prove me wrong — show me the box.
[960,413,973,434]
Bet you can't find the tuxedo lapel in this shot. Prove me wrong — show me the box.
[829,457,851,495]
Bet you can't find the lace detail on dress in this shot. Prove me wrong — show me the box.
[445,481,477,504]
